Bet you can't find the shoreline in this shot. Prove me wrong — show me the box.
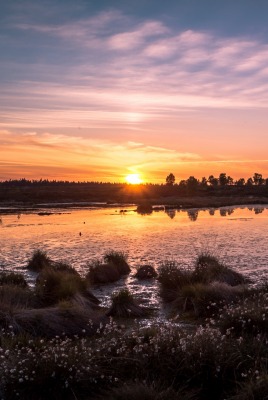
[1,195,268,215]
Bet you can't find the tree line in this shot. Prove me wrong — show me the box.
[166,172,268,188]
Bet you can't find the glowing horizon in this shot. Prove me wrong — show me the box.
[1,1,268,182]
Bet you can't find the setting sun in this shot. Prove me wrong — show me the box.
[125,173,143,184]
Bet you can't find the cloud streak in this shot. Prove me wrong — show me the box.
[1,6,268,181]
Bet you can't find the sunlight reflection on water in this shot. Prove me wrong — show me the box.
[1,205,268,307]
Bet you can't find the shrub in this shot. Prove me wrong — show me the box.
[106,289,148,318]
[135,265,157,279]
[104,251,130,275]
[0,272,28,287]
[27,249,51,271]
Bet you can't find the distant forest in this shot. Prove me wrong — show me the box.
[0,173,268,205]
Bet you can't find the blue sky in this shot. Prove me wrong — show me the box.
[1,0,268,182]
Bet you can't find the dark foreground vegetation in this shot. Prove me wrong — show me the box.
[1,172,268,210]
[1,249,268,399]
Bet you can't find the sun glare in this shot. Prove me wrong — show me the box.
[125,173,143,184]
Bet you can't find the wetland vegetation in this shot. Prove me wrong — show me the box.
[1,249,268,399]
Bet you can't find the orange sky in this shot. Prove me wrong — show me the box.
[1,1,268,183]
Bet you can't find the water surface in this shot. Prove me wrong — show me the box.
[1,205,268,307]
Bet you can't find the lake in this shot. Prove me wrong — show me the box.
[1,204,268,307]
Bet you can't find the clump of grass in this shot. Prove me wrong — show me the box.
[0,285,36,311]
[158,260,193,302]
[36,268,90,306]
[51,261,79,276]
[173,282,245,318]
[86,261,121,284]
[135,264,157,279]
[106,289,148,318]
[12,306,106,338]
[194,251,247,286]
[158,255,249,318]
[0,272,28,287]
[27,249,51,271]
[104,251,130,275]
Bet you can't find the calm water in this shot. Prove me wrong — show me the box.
[1,205,268,307]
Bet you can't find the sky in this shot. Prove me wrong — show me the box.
[1,0,268,183]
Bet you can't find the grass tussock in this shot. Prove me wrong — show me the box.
[36,268,95,306]
[103,251,130,275]
[87,251,130,284]
[87,261,121,284]
[106,289,148,318]
[11,306,106,338]
[158,254,249,317]
[27,249,51,271]
[135,264,157,279]
[0,272,28,287]
[194,251,247,286]
[173,282,245,318]
[0,284,36,311]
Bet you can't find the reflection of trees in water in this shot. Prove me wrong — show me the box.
[165,209,176,219]
[220,209,227,217]
[187,210,199,221]
[247,207,253,211]
[17,213,21,219]
[209,209,215,216]
[0,217,2,225]
[254,207,264,214]
[227,208,234,215]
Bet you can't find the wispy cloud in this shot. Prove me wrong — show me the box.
[1,9,268,180]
